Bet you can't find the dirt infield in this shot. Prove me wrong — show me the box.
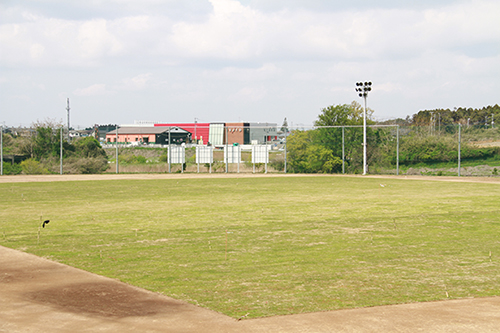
[1,246,499,332]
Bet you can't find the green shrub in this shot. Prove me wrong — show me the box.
[20,158,49,175]
[2,162,22,175]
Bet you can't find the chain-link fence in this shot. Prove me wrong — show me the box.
[2,123,499,176]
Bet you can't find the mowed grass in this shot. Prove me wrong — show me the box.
[1,176,499,318]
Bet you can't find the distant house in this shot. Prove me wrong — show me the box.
[105,126,190,144]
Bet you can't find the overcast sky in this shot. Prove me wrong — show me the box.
[1,0,499,128]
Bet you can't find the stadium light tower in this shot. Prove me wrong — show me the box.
[355,81,372,175]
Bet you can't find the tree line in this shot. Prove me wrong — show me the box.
[2,120,108,175]
[286,102,500,174]
[407,105,500,126]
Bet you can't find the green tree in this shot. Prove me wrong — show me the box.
[73,136,107,158]
[286,130,342,173]
[312,101,376,173]
[13,121,108,174]
[314,101,370,127]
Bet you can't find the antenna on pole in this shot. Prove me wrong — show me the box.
[66,98,70,141]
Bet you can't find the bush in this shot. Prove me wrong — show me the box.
[73,157,109,174]
[20,158,49,175]
[118,154,147,164]
[2,162,22,175]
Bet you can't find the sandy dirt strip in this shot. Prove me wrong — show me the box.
[0,173,499,184]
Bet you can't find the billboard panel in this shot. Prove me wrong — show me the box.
[224,145,241,164]
[196,146,213,164]
[168,146,185,164]
[252,145,269,163]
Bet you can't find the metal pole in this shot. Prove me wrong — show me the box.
[168,128,171,173]
[458,124,461,177]
[237,145,240,173]
[363,95,367,175]
[396,125,400,176]
[60,127,63,175]
[180,145,183,174]
[265,141,268,174]
[66,98,70,141]
[342,126,345,174]
[284,130,287,174]
[197,145,200,173]
[225,125,228,173]
[116,125,119,174]
[0,125,3,176]
[194,118,197,142]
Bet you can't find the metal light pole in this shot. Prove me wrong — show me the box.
[355,81,372,175]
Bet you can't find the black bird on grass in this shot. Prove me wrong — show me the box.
[42,220,50,228]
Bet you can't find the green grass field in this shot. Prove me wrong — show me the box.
[1,176,499,318]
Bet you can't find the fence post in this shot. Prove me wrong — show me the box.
[265,141,268,174]
[284,130,287,174]
[1,124,3,176]
[458,124,461,177]
[396,125,399,176]
[60,127,63,175]
[168,127,171,173]
[225,125,228,173]
[116,126,119,174]
[342,126,345,174]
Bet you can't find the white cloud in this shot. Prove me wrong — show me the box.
[73,83,110,96]
[77,19,122,59]
[120,73,152,90]
[204,63,279,80]
[231,86,268,101]
[29,43,44,59]
[1,0,499,126]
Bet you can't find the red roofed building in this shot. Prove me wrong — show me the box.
[155,123,210,144]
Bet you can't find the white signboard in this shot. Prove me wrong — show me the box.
[168,146,185,164]
[196,146,213,164]
[252,145,269,163]
[224,145,241,164]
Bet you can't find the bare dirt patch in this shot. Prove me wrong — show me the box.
[25,281,183,318]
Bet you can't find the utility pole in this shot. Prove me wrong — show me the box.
[194,117,198,143]
[66,98,70,141]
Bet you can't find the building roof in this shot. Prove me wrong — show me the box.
[106,126,187,135]
[154,123,210,141]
